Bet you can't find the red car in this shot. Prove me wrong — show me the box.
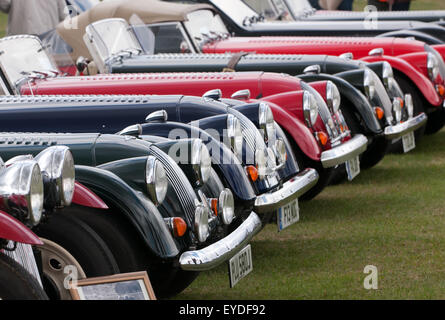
[52,0,444,134]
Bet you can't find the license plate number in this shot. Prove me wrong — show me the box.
[277,199,299,232]
[229,245,253,288]
[346,156,360,181]
[402,132,416,153]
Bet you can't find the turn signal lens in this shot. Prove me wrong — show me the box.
[316,132,329,146]
[437,84,445,97]
[210,198,218,216]
[246,165,258,182]
[172,217,187,237]
[374,107,385,120]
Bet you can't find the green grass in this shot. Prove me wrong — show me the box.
[176,127,445,300]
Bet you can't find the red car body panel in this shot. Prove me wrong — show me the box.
[20,72,329,161]
[203,36,444,106]
[0,210,43,245]
[72,181,109,210]
[359,55,443,106]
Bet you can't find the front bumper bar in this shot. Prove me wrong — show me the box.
[384,113,428,140]
[254,168,319,214]
[321,134,368,168]
[179,212,262,271]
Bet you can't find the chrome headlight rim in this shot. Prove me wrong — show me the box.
[364,69,376,99]
[227,114,244,158]
[303,91,319,128]
[218,188,235,225]
[0,160,44,226]
[194,204,210,243]
[274,138,287,166]
[191,139,212,185]
[427,52,440,82]
[259,102,276,143]
[382,62,394,88]
[145,156,168,206]
[326,81,341,114]
[34,146,75,207]
[255,149,267,180]
[405,93,414,118]
[392,98,402,123]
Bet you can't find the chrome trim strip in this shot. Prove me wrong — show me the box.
[179,211,261,271]
[254,168,319,214]
[320,134,368,168]
[383,113,428,140]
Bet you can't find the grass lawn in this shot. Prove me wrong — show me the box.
[177,128,445,300]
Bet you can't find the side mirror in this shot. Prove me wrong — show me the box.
[203,89,222,101]
[117,124,142,137]
[368,48,384,57]
[303,65,321,75]
[339,52,354,60]
[145,110,168,123]
[231,89,251,101]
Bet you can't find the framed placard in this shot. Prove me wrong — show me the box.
[69,271,156,300]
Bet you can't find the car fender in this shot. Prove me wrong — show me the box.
[360,55,441,107]
[298,73,382,134]
[377,30,443,45]
[74,165,180,260]
[257,96,321,161]
[72,181,109,210]
[0,211,43,245]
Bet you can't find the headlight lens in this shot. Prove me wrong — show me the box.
[392,98,402,123]
[194,204,209,242]
[303,91,319,127]
[427,52,440,82]
[364,69,376,99]
[227,114,244,158]
[274,138,287,166]
[405,94,414,118]
[218,188,234,225]
[259,102,276,143]
[34,146,75,207]
[326,81,341,113]
[145,156,168,205]
[0,160,44,226]
[191,139,212,185]
[255,149,267,179]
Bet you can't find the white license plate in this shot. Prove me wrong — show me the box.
[402,131,416,153]
[277,199,299,232]
[229,245,253,288]
[345,156,360,181]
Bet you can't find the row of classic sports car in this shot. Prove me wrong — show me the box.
[0,0,444,300]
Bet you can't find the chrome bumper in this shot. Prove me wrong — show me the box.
[321,134,368,168]
[179,212,262,271]
[384,113,428,140]
[254,168,319,214]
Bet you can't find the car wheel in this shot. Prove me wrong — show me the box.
[63,205,198,299]
[0,252,48,300]
[341,105,389,170]
[34,213,120,300]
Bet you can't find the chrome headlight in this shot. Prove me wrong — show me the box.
[194,204,209,242]
[145,156,168,206]
[191,139,212,185]
[392,98,402,123]
[364,69,376,99]
[326,81,341,113]
[227,114,244,158]
[218,188,234,225]
[255,149,267,179]
[0,160,44,226]
[34,146,75,207]
[303,91,319,128]
[382,62,394,88]
[427,52,440,82]
[274,138,287,166]
[405,94,414,118]
[259,102,276,143]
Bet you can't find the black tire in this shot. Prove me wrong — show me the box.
[341,104,389,170]
[0,252,48,300]
[62,205,198,299]
[34,212,120,299]
[425,107,445,135]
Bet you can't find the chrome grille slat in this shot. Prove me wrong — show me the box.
[149,146,197,226]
